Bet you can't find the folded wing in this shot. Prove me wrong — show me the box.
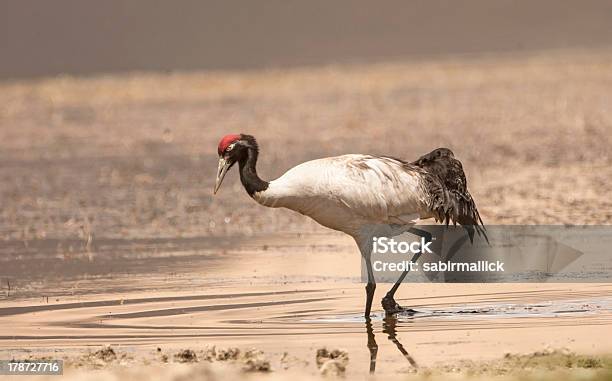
[411,148,488,243]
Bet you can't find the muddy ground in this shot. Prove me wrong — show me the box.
[1,50,612,379]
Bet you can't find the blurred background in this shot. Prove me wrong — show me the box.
[2,0,612,79]
[1,0,612,248]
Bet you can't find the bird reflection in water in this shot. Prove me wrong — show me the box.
[366,316,418,373]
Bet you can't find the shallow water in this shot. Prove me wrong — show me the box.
[1,232,611,376]
[311,296,612,323]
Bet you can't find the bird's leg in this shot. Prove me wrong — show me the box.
[381,228,432,315]
[381,255,420,315]
[365,282,376,317]
[364,257,376,317]
[365,317,378,374]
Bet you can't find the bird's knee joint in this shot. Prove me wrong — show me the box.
[365,283,376,292]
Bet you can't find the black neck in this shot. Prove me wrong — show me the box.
[238,146,269,196]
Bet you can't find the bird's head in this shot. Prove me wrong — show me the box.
[214,133,258,194]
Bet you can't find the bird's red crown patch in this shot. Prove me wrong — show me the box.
[218,134,241,155]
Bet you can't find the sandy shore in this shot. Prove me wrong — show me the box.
[1,232,611,378]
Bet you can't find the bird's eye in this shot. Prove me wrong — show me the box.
[226,143,236,152]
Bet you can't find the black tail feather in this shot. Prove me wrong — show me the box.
[411,148,489,245]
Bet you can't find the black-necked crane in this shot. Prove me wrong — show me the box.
[213,134,487,317]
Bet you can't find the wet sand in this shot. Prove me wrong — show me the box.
[1,232,611,378]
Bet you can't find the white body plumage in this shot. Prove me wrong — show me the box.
[253,154,431,237]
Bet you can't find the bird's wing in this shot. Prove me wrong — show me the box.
[411,148,488,243]
[263,153,486,242]
[320,155,432,224]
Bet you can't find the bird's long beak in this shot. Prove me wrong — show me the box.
[214,157,230,194]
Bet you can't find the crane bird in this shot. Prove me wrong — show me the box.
[214,134,487,317]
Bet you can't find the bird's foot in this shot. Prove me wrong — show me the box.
[382,295,418,316]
